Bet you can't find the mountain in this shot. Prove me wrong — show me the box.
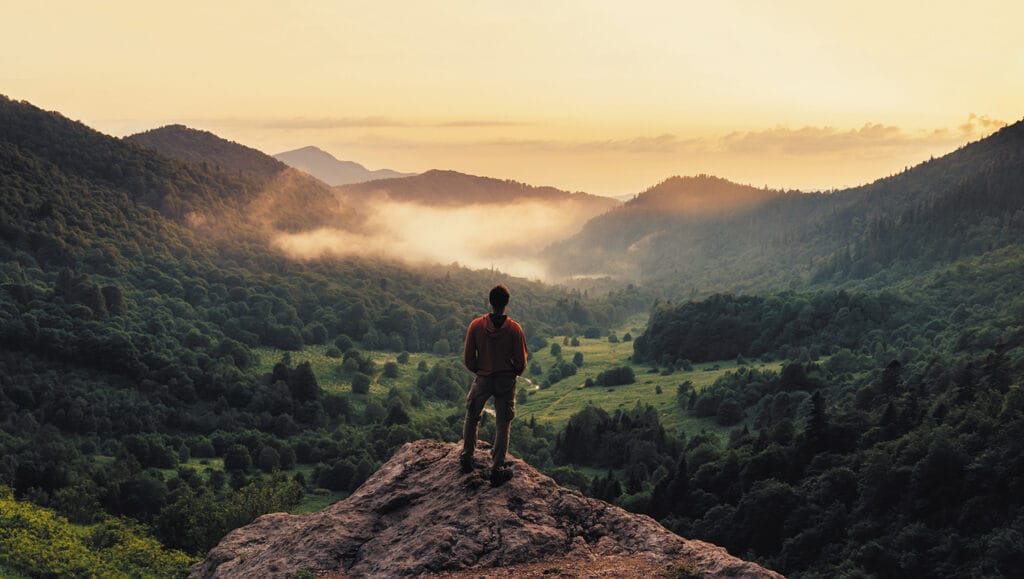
[547,120,1024,293]
[622,175,784,215]
[274,145,414,185]
[128,124,286,180]
[127,124,355,233]
[194,440,780,578]
[544,175,796,286]
[337,169,620,210]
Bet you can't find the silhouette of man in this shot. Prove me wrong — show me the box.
[461,284,528,485]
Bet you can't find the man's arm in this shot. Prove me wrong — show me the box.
[511,325,528,376]
[463,320,478,374]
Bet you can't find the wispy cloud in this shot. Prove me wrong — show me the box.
[432,120,524,128]
[199,116,411,129]
[372,114,1009,158]
[194,117,524,130]
[715,115,1007,159]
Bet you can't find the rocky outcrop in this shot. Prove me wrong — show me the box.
[193,440,782,578]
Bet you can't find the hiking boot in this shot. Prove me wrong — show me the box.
[459,453,474,473]
[489,466,513,487]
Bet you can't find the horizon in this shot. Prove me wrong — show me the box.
[2,1,1021,197]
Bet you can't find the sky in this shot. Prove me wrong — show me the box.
[1,0,1021,196]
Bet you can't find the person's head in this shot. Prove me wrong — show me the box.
[489,284,510,313]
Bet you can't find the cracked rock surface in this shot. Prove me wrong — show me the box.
[192,440,782,578]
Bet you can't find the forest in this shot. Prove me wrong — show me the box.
[1,95,1024,577]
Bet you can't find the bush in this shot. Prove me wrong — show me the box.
[257,446,280,473]
[334,335,354,352]
[351,373,372,394]
[432,339,451,355]
[716,398,744,425]
[224,445,252,472]
[595,366,636,386]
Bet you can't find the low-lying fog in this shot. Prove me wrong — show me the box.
[271,198,598,280]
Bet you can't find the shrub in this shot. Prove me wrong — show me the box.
[351,373,372,394]
[595,366,636,386]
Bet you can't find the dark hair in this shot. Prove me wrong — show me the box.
[489,284,510,310]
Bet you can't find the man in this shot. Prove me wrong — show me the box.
[461,284,528,486]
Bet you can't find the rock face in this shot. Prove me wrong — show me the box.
[193,441,782,578]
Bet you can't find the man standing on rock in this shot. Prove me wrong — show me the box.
[461,284,528,486]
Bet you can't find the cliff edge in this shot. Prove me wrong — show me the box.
[193,440,782,578]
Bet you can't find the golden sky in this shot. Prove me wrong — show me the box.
[2,0,1021,195]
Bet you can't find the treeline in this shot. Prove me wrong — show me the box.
[632,290,914,364]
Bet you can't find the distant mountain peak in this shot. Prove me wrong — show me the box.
[274,146,414,185]
[627,173,786,214]
[194,440,780,578]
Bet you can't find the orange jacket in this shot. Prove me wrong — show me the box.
[463,314,528,376]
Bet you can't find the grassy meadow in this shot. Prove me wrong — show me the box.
[517,320,781,443]
[253,315,777,447]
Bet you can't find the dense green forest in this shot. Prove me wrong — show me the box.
[2,94,1023,577]
[0,96,641,574]
[620,247,1024,575]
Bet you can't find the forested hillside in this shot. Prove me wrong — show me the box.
[546,121,1024,296]
[625,248,1024,575]
[128,125,288,180]
[0,96,641,574]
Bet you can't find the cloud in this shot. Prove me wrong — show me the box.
[959,113,1006,135]
[475,134,703,155]
[195,117,524,130]
[718,123,908,156]
[356,114,1008,159]
[200,116,411,129]
[717,116,1008,159]
[431,120,526,128]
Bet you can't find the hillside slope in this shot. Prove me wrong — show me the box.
[195,440,780,578]
[127,124,352,233]
[128,125,287,180]
[546,121,1024,293]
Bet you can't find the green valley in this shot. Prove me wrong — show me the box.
[3,94,1024,577]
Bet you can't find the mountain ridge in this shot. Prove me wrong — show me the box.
[544,119,1024,292]
[337,168,621,210]
[275,145,414,185]
[128,124,287,180]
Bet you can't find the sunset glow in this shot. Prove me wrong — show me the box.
[2,0,1020,195]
